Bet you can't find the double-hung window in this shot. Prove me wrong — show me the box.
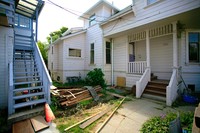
[106,41,111,64]
[90,43,94,64]
[89,14,96,26]
[188,32,200,63]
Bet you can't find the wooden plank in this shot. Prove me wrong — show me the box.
[95,98,126,133]
[79,107,111,129]
[106,91,125,98]
[30,115,49,132]
[12,119,34,133]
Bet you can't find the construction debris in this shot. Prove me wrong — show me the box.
[50,85,102,106]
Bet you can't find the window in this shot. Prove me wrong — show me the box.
[188,32,200,63]
[90,43,94,64]
[89,14,96,26]
[69,48,81,57]
[147,0,158,5]
[52,46,53,54]
[14,14,31,28]
[106,41,111,64]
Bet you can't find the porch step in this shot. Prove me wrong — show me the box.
[13,86,44,92]
[14,71,39,75]
[14,80,42,85]
[13,92,45,100]
[142,94,166,102]
[14,75,40,79]
[14,99,46,109]
[144,89,166,97]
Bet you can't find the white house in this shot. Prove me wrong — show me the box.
[0,0,51,116]
[49,0,200,106]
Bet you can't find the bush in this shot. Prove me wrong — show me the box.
[86,68,106,88]
[140,112,194,133]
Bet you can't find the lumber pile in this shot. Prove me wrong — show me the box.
[51,85,102,106]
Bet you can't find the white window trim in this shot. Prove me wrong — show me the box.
[186,29,200,65]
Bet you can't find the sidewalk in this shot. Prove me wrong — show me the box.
[100,98,195,133]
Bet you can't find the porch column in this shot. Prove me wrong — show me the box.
[172,21,178,68]
[146,29,150,68]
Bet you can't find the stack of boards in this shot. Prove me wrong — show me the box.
[12,115,49,133]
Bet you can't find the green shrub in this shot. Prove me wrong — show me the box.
[140,112,194,133]
[86,68,106,88]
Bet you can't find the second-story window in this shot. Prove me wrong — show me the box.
[89,14,96,26]
[14,14,31,29]
[147,0,158,5]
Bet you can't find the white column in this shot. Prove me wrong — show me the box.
[172,22,178,68]
[146,29,150,68]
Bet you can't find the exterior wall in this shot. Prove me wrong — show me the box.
[135,40,146,61]
[0,26,14,108]
[150,35,173,79]
[62,33,86,82]
[102,0,200,36]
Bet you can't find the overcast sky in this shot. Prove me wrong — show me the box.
[38,0,132,42]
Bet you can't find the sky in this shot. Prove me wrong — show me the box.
[38,0,132,42]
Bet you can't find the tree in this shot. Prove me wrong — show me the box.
[37,41,48,65]
[46,27,68,44]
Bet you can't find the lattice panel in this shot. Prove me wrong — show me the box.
[128,31,146,42]
[149,24,173,38]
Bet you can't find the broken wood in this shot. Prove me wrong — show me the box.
[95,97,126,133]
[79,107,111,129]
[106,91,125,98]
[64,110,103,131]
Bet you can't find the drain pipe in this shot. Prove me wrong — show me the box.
[111,38,114,86]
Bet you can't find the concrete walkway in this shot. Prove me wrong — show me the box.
[100,98,195,133]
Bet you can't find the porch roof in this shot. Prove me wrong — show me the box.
[15,0,44,20]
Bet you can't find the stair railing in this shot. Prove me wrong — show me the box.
[136,68,150,98]
[8,62,14,115]
[166,69,178,106]
[32,40,52,104]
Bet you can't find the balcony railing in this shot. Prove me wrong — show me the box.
[128,61,147,74]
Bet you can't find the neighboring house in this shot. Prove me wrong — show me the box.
[49,0,200,106]
[48,0,119,83]
[0,0,51,116]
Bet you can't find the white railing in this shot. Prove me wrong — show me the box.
[136,68,150,98]
[166,69,178,106]
[8,62,14,115]
[128,61,147,74]
[33,41,52,104]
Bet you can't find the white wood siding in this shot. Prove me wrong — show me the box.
[63,33,86,82]
[150,35,173,79]
[0,26,14,108]
[135,40,146,61]
[102,0,200,36]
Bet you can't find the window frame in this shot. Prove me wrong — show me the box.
[14,13,31,29]
[89,14,96,26]
[106,41,111,64]
[90,43,95,64]
[186,30,200,64]
[68,48,81,58]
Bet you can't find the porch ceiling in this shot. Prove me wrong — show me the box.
[104,7,200,39]
[15,0,44,20]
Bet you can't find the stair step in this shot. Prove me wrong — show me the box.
[142,94,166,102]
[14,80,42,85]
[149,80,169,85]
[14,60,35,62]
[14,99,46,109]
[144,89,166,97]
[13,86,43,92]
[14,76,40,79]
[147,85,166,90]
[14,71,39,74]
[13,92,45,100]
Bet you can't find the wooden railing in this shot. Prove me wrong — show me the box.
[128,61,147,74]
[166,69,178,106]
[136,68,150,98]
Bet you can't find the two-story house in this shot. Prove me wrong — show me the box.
[0,0,51,117]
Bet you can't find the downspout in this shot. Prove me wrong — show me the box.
[111,38,114,86]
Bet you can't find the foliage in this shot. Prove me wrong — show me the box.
[0,109,8,133]
[86,68,106,88]
[37,41,48,65]
[140,111,194,133]
[50,96,60,113]
[46,27,68,44]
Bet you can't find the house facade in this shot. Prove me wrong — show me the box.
[0,0,51,115]
[49,0,200,106]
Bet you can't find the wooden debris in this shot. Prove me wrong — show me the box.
[13,119,34,133]
[79,107,111,129]
[95,97,126,133]
[106,91,125,98]
[64,111,103,131]
[51,85,102,107]
[30,115,49,132]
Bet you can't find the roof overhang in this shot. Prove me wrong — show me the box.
[15,0,44,20]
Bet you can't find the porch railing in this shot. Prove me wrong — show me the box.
[128,61,147,74]
[166,69,178,106]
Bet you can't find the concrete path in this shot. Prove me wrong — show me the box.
[100,98,195,133]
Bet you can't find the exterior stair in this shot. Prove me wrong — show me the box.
[142,74,169,102]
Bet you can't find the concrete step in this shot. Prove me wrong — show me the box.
[142,94,166,102]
